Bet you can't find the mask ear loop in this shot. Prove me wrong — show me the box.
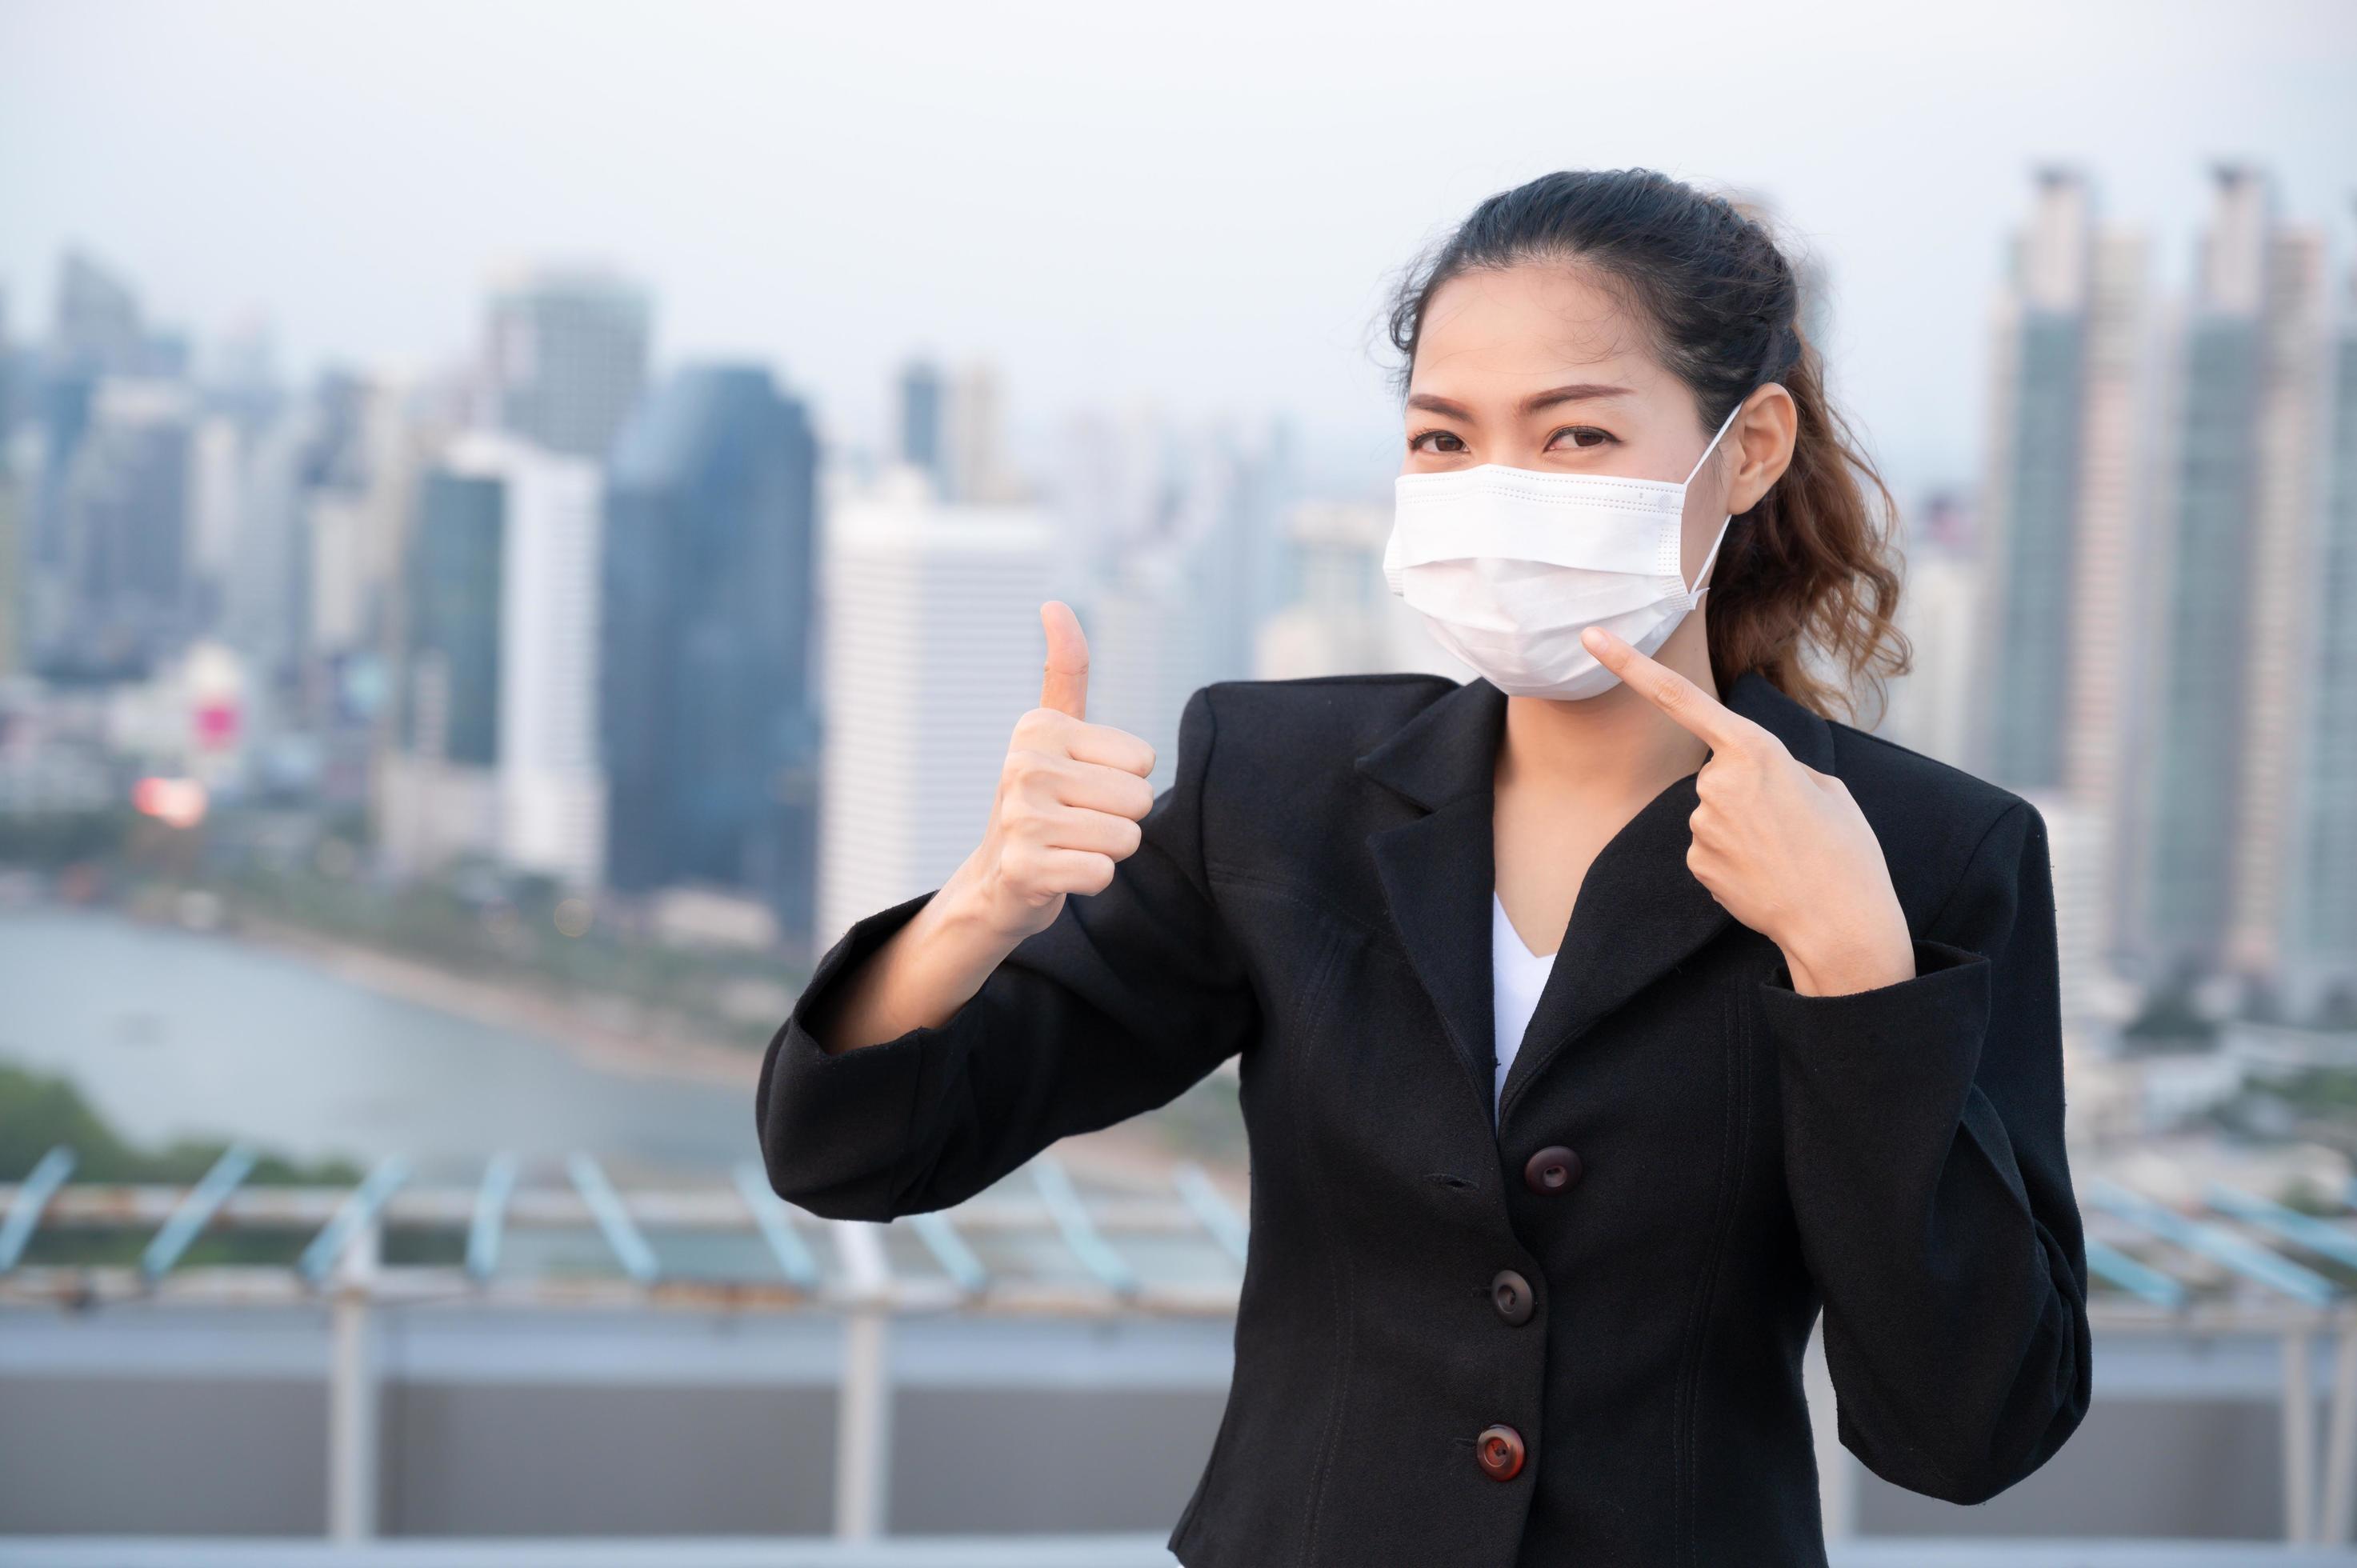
[1678,391,1753,599]
[1682,392,1751,488]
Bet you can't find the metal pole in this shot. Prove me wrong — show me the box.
[326,1216,381,1542]
[2286,1328,2317,1543]
[1804,1314,1855,1542]
[832,1219,894,1542]
[2323,1320,2357,1543]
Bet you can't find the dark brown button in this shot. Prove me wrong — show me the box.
[1476,1422,1526,1481]
[1490,1268,1535,1326]
[1524,1145,1583,1194]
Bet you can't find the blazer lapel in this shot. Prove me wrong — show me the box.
[1355,668,1839,1132]
[1356,677,1511,1128]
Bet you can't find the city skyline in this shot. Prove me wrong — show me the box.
[3,1,2353,502]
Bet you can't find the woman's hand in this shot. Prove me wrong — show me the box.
[943,600,1160,946]
[813,602,1158,1054]
[1579,626,1915,997]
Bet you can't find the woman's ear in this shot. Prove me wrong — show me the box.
[1725,384,1798,514]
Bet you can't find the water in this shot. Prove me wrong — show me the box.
[0,906,766,1182]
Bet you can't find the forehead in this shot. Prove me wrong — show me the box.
[1408,261,1671,398]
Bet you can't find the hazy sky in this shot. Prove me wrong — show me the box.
[2,0,2352,503]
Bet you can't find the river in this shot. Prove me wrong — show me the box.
[0,906,766,1182]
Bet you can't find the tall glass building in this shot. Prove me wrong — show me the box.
[402,469,504,769]
[601,365,819,952]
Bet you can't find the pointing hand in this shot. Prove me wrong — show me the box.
[1579,626,1915,996]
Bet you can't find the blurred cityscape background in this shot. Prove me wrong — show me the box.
[2,1,2356,1560]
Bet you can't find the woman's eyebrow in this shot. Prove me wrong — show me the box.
[1405,393,1475,421]
[1519,382,1635,414]
[1405,384,1635,422]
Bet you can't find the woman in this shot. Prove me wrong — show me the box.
[757,168,2091,1566]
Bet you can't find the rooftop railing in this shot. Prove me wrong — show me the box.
[11,1147,2357,1548]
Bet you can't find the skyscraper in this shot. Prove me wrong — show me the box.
[896,358,944,493]
[2288,232,2357,1006]
[44,378,198,679]
[817,469,1054,950]
[602,366,819,947]
[482,436,606,889]
[1975,170,2151,798]
[0,289,17,681]
[482,269,651,462]
[52,251,146,378]
[378,432,606,886]
[1973,170,2153,986]
[402,466,504,770]
[2136,166,2330,983]
[945,362,1022,503]
[0,462,20,683]
[376,455,504,878]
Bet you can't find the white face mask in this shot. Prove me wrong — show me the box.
[1383,399,1745,701]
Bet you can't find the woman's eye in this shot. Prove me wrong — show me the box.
[1546,424,1621,450]
[1547,426,1615,450]
[1409,429,1467,454]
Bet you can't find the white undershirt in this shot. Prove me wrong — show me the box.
[1491,890,1558,1120]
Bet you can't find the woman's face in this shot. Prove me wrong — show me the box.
[1402,260,1768,594]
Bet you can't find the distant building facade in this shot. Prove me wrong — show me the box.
[482,269,650,462]
[602,366,819,950]
[816,469,1052,950]
[2136,166,2330,986]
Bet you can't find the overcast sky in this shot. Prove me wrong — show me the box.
[2,0,2352,504]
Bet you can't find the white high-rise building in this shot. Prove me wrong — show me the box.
[818,468,1057,948]
[464,433,606,889]
[382,433,606,887]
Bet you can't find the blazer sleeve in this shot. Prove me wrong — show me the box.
[754,685,1260,1222]
[1758,796,2091,1506]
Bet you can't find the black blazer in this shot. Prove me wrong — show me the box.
[755,669,2093,1567]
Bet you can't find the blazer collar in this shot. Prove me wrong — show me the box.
[1352,670,1835,1132]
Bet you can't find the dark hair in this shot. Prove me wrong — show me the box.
[1385,168,1909,724]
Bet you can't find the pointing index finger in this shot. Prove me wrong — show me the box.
[1580,626,1754,751]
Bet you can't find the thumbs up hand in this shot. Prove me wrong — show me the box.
[950,602,1160,946]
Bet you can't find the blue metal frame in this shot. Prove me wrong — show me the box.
[141,1143,259,1283]
[567,1152,659,1284]
[298,1157,411,1286]
[2209,1184,2357,1274]
[466,1152,521,1282]
[2083,1237,2187,1309]
[909,1210,989,1294]
[0,1146,77,1274]
[733,1161,821,1290]
[2088,1178,2338,1308]
[1032,1156,1138,1298]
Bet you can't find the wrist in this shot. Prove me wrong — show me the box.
[1782,924,1914,994]
[1778,906,1915,998]
[930,856,1018,945]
